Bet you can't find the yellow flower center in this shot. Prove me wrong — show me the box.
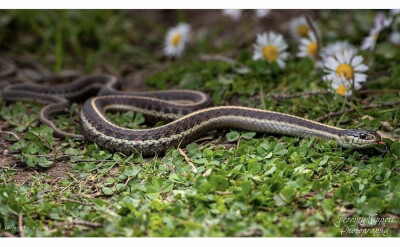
[262,45,279,62]
[336,63,354,80]
[171,33,181,47]
[297,24,309,37]
[307,42,318,56]
[336,84,348,96]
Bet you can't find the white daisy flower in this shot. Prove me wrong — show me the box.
[297,31,319,59]
[361,12,393,51]
[331,76,362,97]
[254,9,271,19]
[290,16,310,41]
[323,50,369,90]
[252,31,289,68]
[164,23,191,58]
[322,41,358,57]
[361,27,380,51]
[222,9,242,21]
[390,31,400,45]
[374,12,393,32]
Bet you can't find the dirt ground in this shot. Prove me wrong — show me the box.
[0,138,73,184]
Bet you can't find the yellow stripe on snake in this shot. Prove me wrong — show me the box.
[1,75,385,156]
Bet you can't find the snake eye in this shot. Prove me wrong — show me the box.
[359,133,366,139]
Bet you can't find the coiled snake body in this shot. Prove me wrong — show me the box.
[1,75,383,156]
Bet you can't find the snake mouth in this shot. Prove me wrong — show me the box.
[377,140,385,145]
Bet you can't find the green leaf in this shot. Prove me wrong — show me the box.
[186,143,198,153]
[146,193,160,200]
[37,157,53,168]
[265,165,276,175]
[102,187,113,195]
[161,180,174,193]
[248,159,261,174]
[150,200,169,211]
[49,208,60,220]
[274,144,288,156]
[193,158,208,165]
[240,181,252,196]
[280,186,296,198]
[275,149,288,156]
[209,175,229,191]
[319,156,329,166]
[242,132,256,140]
[226,131,240,142]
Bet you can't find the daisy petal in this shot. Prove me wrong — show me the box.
[277,59,286,68]
[354,73,368,83]
[354,64,369,72]
[351,55,363,67]
[325,57,339,71]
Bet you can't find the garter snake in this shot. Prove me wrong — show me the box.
[1,74,385,156]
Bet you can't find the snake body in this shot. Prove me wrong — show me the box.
[1,75,383,156]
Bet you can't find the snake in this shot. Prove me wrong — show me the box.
[0,74,387,156]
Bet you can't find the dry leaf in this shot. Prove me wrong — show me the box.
[377,131,397,142]
[202,168,212,177]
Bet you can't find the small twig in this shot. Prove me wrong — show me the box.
[234,227,264,237]
[214,191,232,195]
[199,54,238,66]
[60,182,74,192]
[0,130,20,140]
[70,219,103,228]
[254,89,400,102]
[305,15,322,60]
[178,148,197,173]
[123,176,133,189]
[199,54,250,71]
[41,188,64,193]
[236,134,242,148]
[20,177,31,186]
[71,159,115,163]
[269,90,329,100]
[0,165,17,171]
[315,99,400,122]
[250,90,328,102]
[49,177,64,186]
[18,213,25,237]
[59,198,93,206]
[83,192,111,198]
[1,232,15,237]
[194,135,214,143]
[259,83,266,110]
[67,172,79,183]
[36,154,69,161]
[359,89,400,95]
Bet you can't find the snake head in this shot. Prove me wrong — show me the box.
[339,129,382,149]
